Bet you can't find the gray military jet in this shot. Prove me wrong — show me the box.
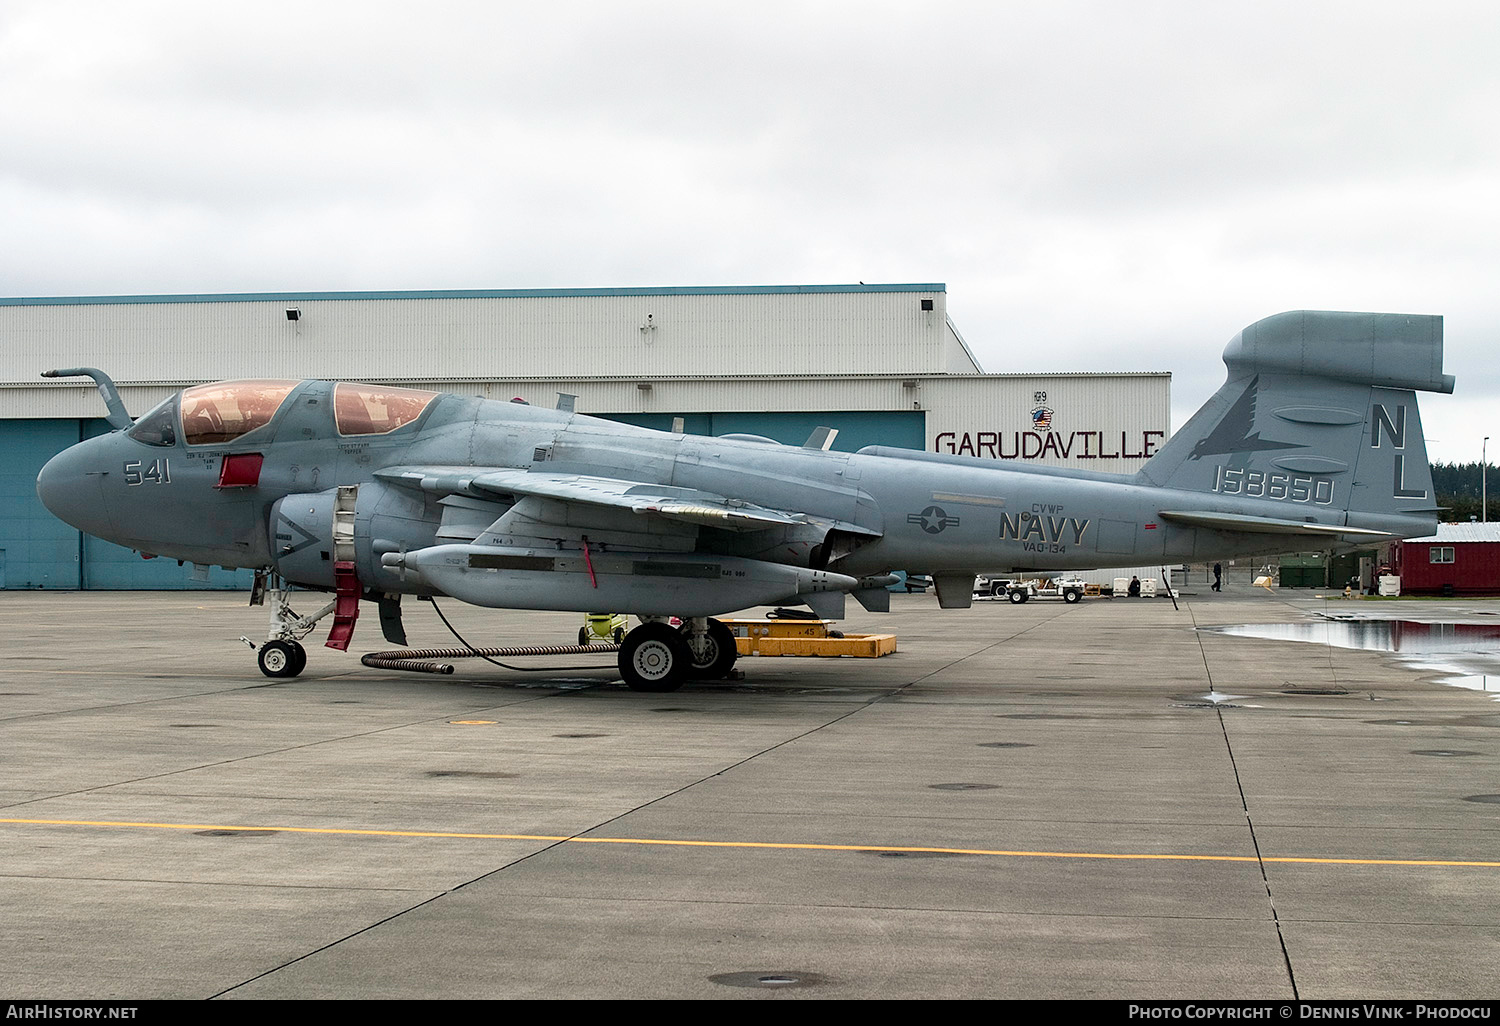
[36,310,1452,691]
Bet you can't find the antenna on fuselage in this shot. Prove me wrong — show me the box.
[802,426,838,451]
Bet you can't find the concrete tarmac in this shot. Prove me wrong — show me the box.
[1,584,1498,1000]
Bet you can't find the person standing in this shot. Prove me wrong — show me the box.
[1212,563,1222,592]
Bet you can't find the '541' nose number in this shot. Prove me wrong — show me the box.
[123,458,171,485]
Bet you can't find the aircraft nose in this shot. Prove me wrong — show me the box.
[37,441,112,535]
[36,448,71,519]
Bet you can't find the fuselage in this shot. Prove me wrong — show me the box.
[37,377,1429,603]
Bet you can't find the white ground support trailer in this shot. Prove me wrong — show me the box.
[973,575,1087,604]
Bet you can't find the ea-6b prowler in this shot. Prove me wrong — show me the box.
[36,310,1452,691]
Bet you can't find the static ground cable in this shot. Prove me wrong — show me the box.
[360,597,622,674]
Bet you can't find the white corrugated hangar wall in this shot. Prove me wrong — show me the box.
[0,284,1169,589]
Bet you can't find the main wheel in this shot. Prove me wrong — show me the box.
[618,622,692,692]
[258,640,304,678]
[1008,589,1026,604]
[1063,589,1082,604]
[682,618,738,679]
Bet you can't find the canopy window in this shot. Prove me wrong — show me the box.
[334,383,439,436]
[181,380,299,446]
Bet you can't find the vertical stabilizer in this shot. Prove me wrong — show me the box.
[1138,312,1449,535]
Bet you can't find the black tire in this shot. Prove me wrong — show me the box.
[1008,589,1026,605]
[1063,589,1082,604]
[618,622,691,692]
[286,640,308,676]
[258,640,303,678]
[682,618,738,679]
[613,627,625,644]
[991,582,1004,597]
[578,627,590,646]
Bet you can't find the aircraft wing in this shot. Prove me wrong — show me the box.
[376,466,816,533]
[1156,510,1396,539]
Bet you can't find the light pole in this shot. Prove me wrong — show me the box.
[1485,436,1490,524]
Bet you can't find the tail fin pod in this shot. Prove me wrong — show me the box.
[1138,311,1451,534]
[1220,310,1450,395]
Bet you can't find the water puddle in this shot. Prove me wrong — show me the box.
[1201,620,1500,698]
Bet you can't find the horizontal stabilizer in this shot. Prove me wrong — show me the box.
[1156,510,1395,539]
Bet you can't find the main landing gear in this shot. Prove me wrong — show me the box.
[616,617,738,693]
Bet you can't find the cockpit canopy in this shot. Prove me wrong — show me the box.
[333,383,439,436]
[125,379,441,447]
[180,380,301,446]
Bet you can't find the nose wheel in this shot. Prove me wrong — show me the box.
[257,639,308,678]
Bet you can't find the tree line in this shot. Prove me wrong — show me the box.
[1432,461,1499,522]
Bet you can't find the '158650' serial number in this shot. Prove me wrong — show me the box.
[1213,466,1333,504]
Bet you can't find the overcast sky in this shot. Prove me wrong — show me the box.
[2,1,1496,462]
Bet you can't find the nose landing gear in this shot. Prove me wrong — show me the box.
[246,570,336,678]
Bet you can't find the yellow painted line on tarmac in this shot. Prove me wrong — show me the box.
[2,817,1499,869]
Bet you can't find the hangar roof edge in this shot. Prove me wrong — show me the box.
[6,370,1172,388]
[0,284,947,307]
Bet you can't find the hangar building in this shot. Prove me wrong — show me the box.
[0,284,1170,590]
